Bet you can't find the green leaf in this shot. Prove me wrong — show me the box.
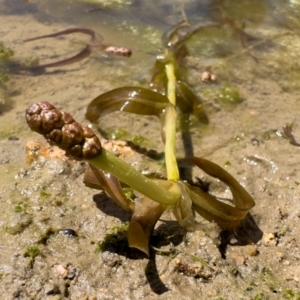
[83,163,134,211]
[86,87,169,122]
[176,81,209,123]
[188,157,255,229]
[128,196,167,256]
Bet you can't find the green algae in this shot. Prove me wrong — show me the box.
[24,245,40,259]
[122,187,135,202]
[0,42,14,61]
[96,222,129,253]
[283,288,300,300]
[254,293,265,300]
[24,244,41,268]
[218,83,242,105]
[39,189,52,200]
[5,213,33,235]
[14,201,27,213]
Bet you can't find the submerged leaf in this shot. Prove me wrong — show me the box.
[188,157,255,229]
[128,196,167,256]
[176,81,209,123]
[150,58,168,95]
[163,21,221,59]
[161,20,190,49]
[86,87,169,122]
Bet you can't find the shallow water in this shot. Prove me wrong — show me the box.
[1,1,300,299]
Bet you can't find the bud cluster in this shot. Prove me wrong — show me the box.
[26,102,102,160]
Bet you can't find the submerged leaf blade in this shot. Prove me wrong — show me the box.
[86,87,169,122]
[176,81,209,123]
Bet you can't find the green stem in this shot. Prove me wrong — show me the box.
[89,148,181,205]
[165,62,177,106]
[163,105,179,181]
[164,56,180,181]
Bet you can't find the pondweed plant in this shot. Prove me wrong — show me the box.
[25,20,255,256]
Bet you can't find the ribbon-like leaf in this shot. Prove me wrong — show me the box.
[188,157,255,229]
[86,87,170,122]
[128,196,167,256]
[84,163,134,211]
[176,81,209,123]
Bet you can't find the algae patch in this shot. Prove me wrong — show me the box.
[24,244,41,268]
[96,222,129,253]
[5,213,33,235]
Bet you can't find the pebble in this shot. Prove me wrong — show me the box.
[263,233,276,245]
[275,252,285,260]
[60,229,78,237]
[56,265,68,278]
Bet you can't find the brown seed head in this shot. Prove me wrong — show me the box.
[25,102,102,160]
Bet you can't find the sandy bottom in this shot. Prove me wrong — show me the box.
[1,2,300,300]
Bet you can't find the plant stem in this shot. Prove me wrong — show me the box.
[165,61,177,106]
[164,56,180,181]
[89,148,181,205]
[163,105,180,181]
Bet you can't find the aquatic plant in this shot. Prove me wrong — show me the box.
[25,20,255,256]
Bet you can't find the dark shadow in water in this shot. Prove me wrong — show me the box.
[9,59,88,76]
[218,213,263,259]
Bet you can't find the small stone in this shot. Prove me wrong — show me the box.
[276,252,285,260]
[56,265,68,278]
[235,255,246,265]
[263,233,275,245]
[60,229,78,237]
[201,71,210,82]
[160,274,166,280]
[67,266,77,280]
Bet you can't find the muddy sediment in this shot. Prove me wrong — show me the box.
[1,1,300,299]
